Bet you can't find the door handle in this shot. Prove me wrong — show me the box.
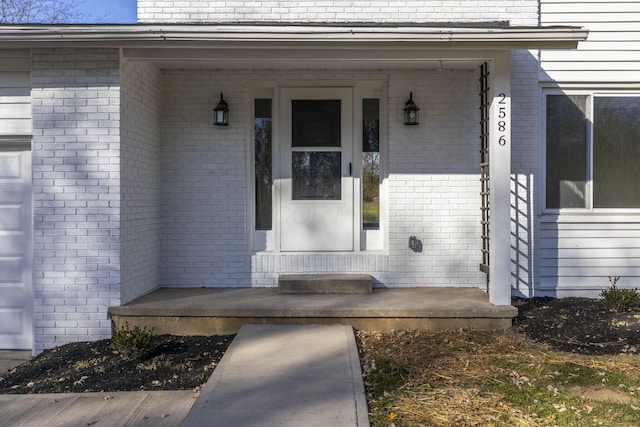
[349,162,352,176]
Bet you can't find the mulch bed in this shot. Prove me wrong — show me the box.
[0,334,234,394]
[514,296,640,355]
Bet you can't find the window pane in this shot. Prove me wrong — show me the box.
[363,98,379,152]
[362,98,380,229]
[255,99,272,230]
[292,100,341,147]
[292,152,341,200]
[593,97,640,208]
[545,94,588,209]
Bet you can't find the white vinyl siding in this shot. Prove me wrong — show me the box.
[540,0,640,82]
[536,2,640,296]
[539,218,640,290]
[539,91,640,295]
[0,50,31,135]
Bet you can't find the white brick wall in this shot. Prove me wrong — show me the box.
[138,0,538,25]
[31,48,121,353]
[159,68,484,288]
[120,58,162,303]
[160,70,249,286]
[387,70,483,287]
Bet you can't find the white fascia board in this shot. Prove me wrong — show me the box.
[0,24,588,50]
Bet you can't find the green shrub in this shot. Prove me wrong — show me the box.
[600,276,640,312]
[111,322,155,360]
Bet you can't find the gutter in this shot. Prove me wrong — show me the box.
[0,24,588,49]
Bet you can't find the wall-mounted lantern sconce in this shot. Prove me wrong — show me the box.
[214,92,229,126]
[403,92,420,126]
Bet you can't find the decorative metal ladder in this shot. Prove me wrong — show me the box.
[479,62,490,288]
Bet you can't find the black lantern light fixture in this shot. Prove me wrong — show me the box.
[213,92,229,126]
[403,92,420,126]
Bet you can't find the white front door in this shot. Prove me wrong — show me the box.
[0,148,32,350]
[279,88,354,251]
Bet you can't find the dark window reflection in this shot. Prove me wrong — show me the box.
[362,98,380,229]
[363,98,379,152]
[292,100,341,148]
[593,97,640,208]
[292,152,341,200]
[255,99,272,230]
[545,94,588,209]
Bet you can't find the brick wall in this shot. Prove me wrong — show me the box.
[138,0,538,25]
[159,68,484,288]
[31,48,121,352]
[160,70,249,286]
[120,59,162,303]
[387,70,483,287]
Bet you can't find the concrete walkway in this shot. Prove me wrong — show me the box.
[182,324,369,427]
[0,390,196,427]
[0,324,369,427]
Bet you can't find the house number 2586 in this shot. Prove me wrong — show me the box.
[497,93,508,146]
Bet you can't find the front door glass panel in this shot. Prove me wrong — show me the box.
[292,152,341,200]
[292,100,341,147]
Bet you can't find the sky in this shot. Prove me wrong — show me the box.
[76,0,137,23]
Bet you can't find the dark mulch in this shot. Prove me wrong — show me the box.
[0,334,234,394]
[513,296,640,355]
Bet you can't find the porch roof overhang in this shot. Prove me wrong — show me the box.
[0,23,587,69]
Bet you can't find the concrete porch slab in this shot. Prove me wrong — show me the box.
[109,287,517,335]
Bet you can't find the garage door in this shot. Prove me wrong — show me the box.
[0,147,32,350]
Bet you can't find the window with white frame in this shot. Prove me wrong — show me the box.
[359,89,386,251]
[545,92,640,210]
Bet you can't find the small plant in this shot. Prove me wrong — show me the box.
[368,356,409,399]
[600,276,640,312]
[110,322,155,361]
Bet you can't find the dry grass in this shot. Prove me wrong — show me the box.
[357,329,640,427]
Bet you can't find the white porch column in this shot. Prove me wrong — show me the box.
[488,53,512,306]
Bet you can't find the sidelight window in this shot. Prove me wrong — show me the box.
[362,98,380,229]
[254,98,272,230]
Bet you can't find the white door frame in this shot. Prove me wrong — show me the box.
[277,87,355,252]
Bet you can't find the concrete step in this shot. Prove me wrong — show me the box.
[278,274,372,295]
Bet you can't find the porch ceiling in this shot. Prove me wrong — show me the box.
[0,23,587,69]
